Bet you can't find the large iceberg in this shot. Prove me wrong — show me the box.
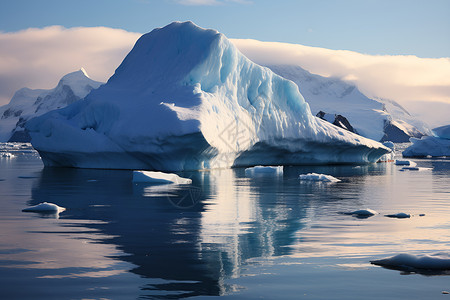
[27,22,389,171]
[0,69,103,142]
[403,124,450,157]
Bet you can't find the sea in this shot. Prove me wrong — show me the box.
[0,143,449,300]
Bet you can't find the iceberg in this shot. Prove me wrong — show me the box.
[22,202,66,213]
[342,209,377,218]
[384,213,411,219]
[245,165,283,176]
[395,160,416,166]
[403,125,450,157]
[0,69,103,142]
[299,173,340,183]
[371,253,450,274]
[27,22,389,171]
[132,170,192,184]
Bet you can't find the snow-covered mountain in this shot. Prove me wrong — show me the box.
[0,69,103,142]
[267,65,431,142]
[27,22,389,171]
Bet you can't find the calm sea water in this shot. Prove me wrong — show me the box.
[0,143,449,300]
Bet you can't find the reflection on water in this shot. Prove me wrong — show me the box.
[0,148,450,299]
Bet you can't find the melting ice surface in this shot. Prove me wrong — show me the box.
[27,22,389,171]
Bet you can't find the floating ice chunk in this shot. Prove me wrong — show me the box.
[385,213,411,219]
[371,253,450,272]
[399,166,432,171]
[342,209,377,218]
[132,170,192,184]
[299,173,340,183]
[22,202,66,213]
[395,160,416,167]
[245,165,283,176]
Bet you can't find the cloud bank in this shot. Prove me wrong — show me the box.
[0,26,448,126]
[231,39,450,105]
[0,26,141,105]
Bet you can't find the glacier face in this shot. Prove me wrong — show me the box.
[27,22,389,171]
[267,65,431,142]
[0,69,103,142]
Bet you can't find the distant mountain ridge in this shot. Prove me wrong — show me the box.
[0,69,103,142]
[267,65,431,142]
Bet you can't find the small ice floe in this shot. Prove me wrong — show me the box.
[371,253,450,275]
[384,212,411,219]
[299,173,340,183]
[399,166,433,172]
[245,165,283,176]
[132,170,192,184]
[395,160,416,166]
[341,209,377,218]
[22,202,66,213]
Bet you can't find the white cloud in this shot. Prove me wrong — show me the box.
[0,26,141,106]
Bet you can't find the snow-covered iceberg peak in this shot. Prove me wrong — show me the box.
[27,21,389,171]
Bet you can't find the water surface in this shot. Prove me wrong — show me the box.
[1,143,449,299]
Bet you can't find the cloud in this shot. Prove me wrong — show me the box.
[231,39,450,106]
[0,26,141,106]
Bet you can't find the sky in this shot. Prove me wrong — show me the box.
[0,0,449,126]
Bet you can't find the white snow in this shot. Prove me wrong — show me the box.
[0,69,103,142]
[371,253,450,271]
[403,125,450,157]
[385,213,411,218]
[343,209,377,217]
[395,160,416,166]
[27,22,390,171]
[299,173,340,183]
[245,165,283,175]
[22,202,66,213]
[265,65,431,142]
[132,170,192,184]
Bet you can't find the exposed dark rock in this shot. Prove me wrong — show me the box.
[316,111,357,134]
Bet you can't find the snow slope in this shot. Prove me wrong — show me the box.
[0,69,103,142]
[27,22,389,171]
[267,65,431,142]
